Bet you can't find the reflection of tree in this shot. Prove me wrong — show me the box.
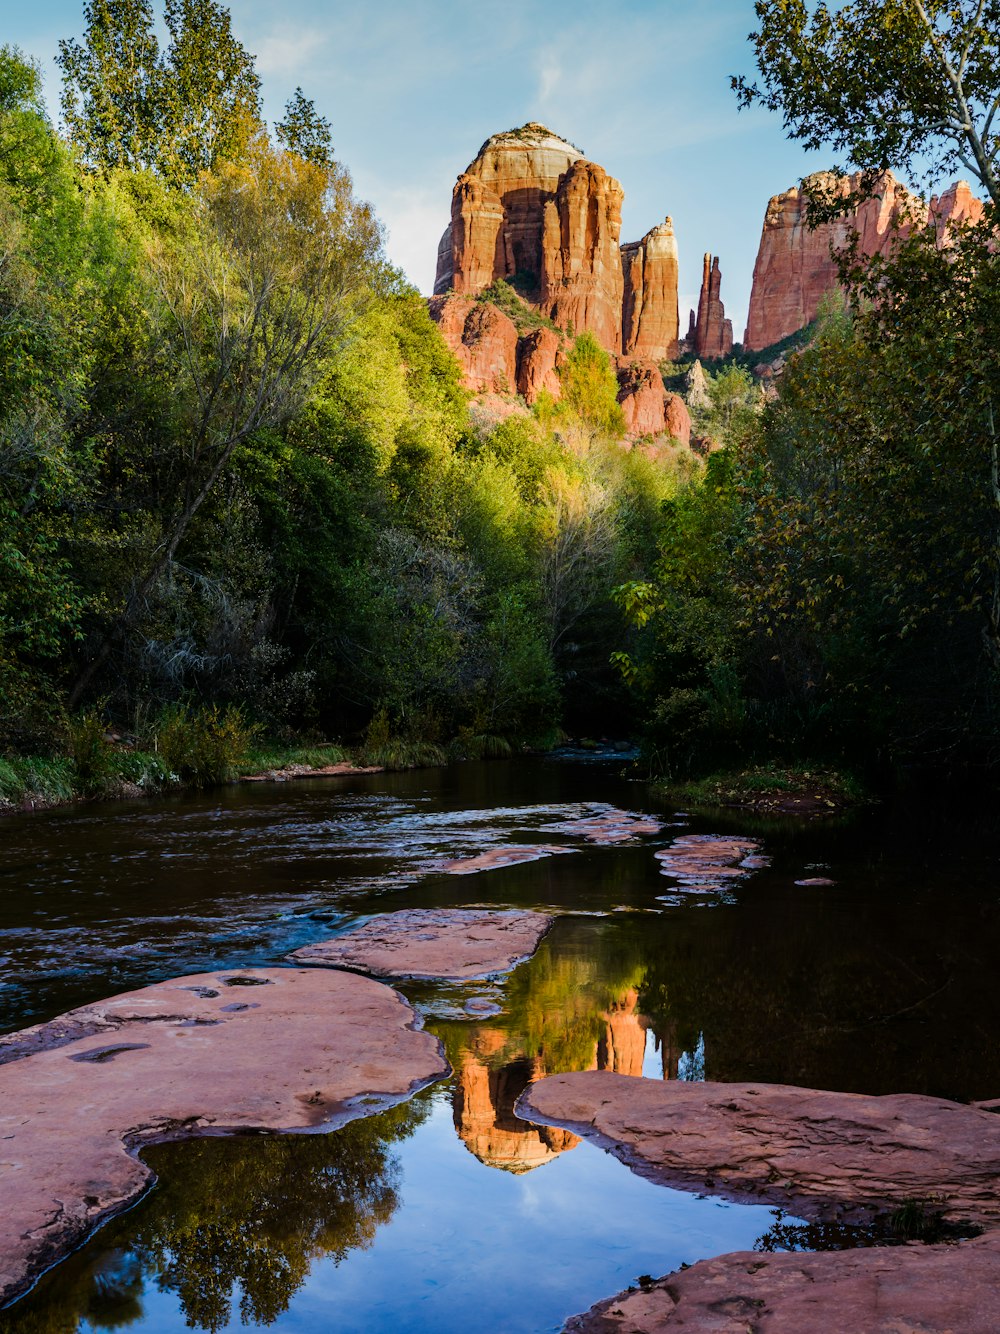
[489,916,649,1073]
[1,1098,428,1334]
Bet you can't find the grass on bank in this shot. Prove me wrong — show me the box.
[0,702,535,812]
[658,763,869,816]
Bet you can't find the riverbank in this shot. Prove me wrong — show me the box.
[657,763,869,818]
[0,741,389,817]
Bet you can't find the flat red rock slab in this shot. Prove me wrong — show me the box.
[654,835,768,887]
[564,1232,1000,1333]
[518,1072,1000,1228]
[795,876,836,886]
[0,968,446,1306]
[543,810,664,845]
[438,845,577,874]
[241,762,383,782]
[291,908,554,981]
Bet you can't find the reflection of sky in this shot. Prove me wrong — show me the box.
[87,1083,787,1334]
[8,0,841,338]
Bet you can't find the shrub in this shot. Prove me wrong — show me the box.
[153,703,257,786]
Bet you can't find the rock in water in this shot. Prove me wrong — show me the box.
[291,907,554,980]
[562,1234,1000,1333]
[519,1071,1000,1226]
[0,968,446,1306]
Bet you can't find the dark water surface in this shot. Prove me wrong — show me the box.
[3,758,1000,1331]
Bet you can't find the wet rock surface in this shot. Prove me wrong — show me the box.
[519,1071,1000,1333]
[562,1233,1000,1333]
[519,1072,1000,1227]
[0,968,446,1306]
[436,844,578,874]
[654,834,767,893]
[291,908,554,981]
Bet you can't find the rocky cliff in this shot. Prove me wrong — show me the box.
[621,218,680,361]
[435,124,625,349]
[691,253,733,360]
[744,171,984,351]
[434,124,679,362]
[428,294,691,442]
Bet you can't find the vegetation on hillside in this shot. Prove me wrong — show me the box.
[0,10,692,798]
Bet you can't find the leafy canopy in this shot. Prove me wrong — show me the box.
[734,0,1000,206]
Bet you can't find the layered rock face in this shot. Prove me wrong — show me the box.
[435,124,680,362]
[691,253,733,360]
[435,124,625,349]
[744,170,983,351]
[621,218,680,361]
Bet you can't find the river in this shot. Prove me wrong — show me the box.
[2,757,999,1332]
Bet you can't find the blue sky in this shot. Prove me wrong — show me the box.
[8,0,843,337]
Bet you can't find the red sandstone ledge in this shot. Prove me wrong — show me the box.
[515,1071,1000,1333]
[563,1233,1000,1333]
[290,907,554,981]
[0,968,447,1307]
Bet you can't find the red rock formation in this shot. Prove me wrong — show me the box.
[427,295,518,395]
[609,364,691,442]
[621,217,680,361]
[744,170,935,351]
[435,124,625,352]
[930,178,986,240]
[616,360,669,437]
[516,326,563,404]
[664,393,691,447]
[541,158,625,349]
[692,253,733,360]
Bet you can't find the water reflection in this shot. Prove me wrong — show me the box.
[2,1099,428,1334]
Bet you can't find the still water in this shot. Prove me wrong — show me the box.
[2,758,1000,1331]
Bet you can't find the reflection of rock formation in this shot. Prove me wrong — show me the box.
[453,989,654,1172]
[454,1034,580,1173]
[596,988,648,1076]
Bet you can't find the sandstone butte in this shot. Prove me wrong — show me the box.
[430,124,690,440]
[290,907,554,981]
[744,169,986,351]
[517,1071,1000,1333]
[0,968,448,1307]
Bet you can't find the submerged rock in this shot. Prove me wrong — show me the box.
[0,968,446,1306]
[291,908,554,981]
[437,844,577,874]
[654,834,767,893]
[544,808,664,845]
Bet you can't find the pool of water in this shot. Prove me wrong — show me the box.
[3,758,1000,1331]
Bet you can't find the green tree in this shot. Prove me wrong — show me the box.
[70,136,382,704]
[57,0,162,172]
[58,0,262,182]
[735,0,1000,207]
[159,0,262,182]
[554,331,626,440]
[276,87,333,167]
